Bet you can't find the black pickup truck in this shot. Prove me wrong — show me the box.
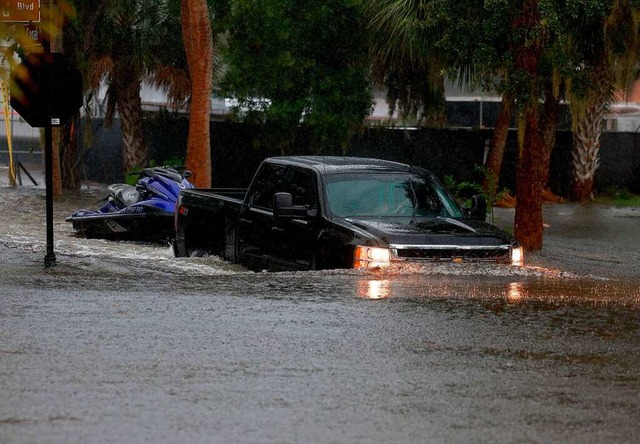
[173,156,523,271]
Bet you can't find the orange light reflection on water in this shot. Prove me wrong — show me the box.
[358,279,392,299]
[507,282,524,302]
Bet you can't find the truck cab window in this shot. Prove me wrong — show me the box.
[249,164,288,210]
[287,169,317,209]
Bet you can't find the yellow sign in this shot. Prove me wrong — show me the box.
[0,1,40,22]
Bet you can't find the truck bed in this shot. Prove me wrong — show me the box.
[173,188,248,259]
[179,188,248,210]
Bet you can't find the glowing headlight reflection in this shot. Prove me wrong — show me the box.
[511,246,524,266]
[357,279,392,299]
[507,282,524,302]
[354,246,391,269]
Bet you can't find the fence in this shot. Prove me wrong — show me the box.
[1,116,639,195]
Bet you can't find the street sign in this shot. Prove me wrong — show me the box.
[9,52,83,128]
[0,0,40,22]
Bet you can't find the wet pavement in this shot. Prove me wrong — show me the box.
[1,168,639,443]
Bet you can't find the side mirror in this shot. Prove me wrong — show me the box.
[182,170,192,179]
[273,192,293,222]
[274,192,316,223]
[469,194,487,221]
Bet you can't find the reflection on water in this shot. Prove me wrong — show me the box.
[507,282,524,303]
[351,274,640,306]
[357,279,391,300]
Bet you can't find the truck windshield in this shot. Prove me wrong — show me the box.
[326,172,463,219]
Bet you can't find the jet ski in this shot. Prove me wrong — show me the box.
[66,166,194,242]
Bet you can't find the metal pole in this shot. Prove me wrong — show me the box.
[44,125,56,266]
[42,6,56,267]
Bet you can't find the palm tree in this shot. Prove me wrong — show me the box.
[365,0,447,126]
[180,0,213,188]
[569,61,612,201]
[549,0,640,201]
[84,0,191,174]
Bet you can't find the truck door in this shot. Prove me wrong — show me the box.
[237,163,288,268]
[272,167,319,270]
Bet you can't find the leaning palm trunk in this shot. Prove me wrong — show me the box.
[483,94,514,199]
[540,81,561,190]
[60,117,82,190]
[117,77,149,173]
[570,63,611,202]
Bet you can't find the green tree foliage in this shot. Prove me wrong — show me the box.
[366,0,552,250]
[219,0,373,153]
[366,0,640,249]
[541,0,640,201]
[66,0,195,174]
[366,0,449,126]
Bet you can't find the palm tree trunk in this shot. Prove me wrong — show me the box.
[52,128,62,196]
[571,106,603,201]
[515,105,545,251]
[483,93,514,198]
[117,76,148,173]
[570,61,610,201]
[540,81,561,190]
[513,0,544,251]
[61,117,81,190]
[181,0,213,188]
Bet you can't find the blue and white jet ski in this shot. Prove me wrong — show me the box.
[67,166,194,241]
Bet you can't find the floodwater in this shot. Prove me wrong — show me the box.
[1,180,640,443]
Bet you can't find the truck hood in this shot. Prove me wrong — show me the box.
[342,216,515,247]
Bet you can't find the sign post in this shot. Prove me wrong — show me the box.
[9,52,82,265]
[3,3,83,265]
[44,125,54,264]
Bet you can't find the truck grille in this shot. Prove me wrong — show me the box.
[391,245,510,262]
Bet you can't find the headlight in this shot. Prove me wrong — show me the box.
[511,246,524,266]
[354,246,391,268]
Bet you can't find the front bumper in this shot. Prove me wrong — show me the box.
[354,244,523,268]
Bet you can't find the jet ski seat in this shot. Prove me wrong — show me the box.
[108,183,143,207]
